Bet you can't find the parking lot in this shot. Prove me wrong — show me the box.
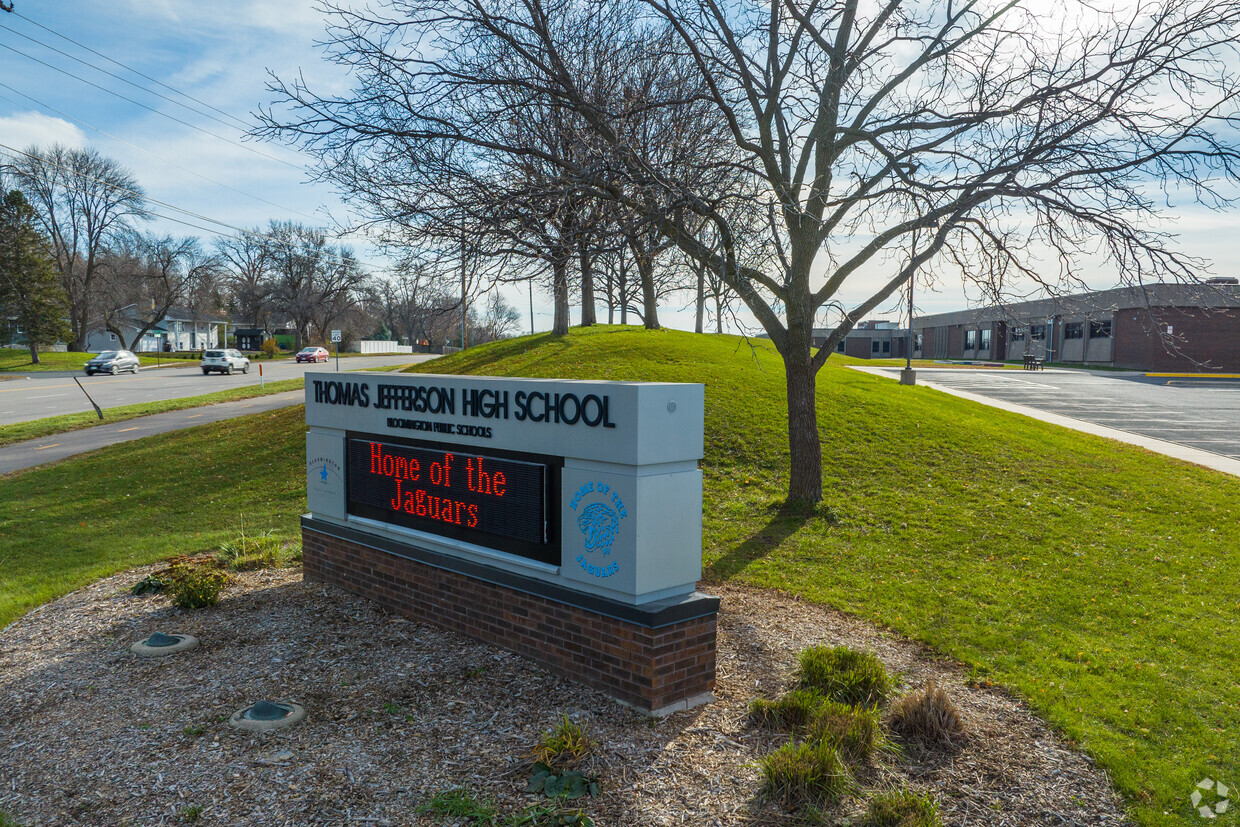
[865,367,1240,461]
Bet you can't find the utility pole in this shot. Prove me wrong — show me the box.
[460,226,467,350]
[529,277,535,335]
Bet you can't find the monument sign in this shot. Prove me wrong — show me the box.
[303,372,718,714]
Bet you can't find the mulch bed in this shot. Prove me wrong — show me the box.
[0,568,1132,826]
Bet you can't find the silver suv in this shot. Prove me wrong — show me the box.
[201,348,251,375]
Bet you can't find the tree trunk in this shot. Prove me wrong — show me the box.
[637,253,660,330]
[715,292,723,334]
[577,234,596,326]
[783,348,823,505]
[618,255,628,325]
[552,257,570,335]
[695,262,705,334]
[28,342,40,365]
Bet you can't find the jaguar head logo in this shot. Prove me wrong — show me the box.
[576,502,619,557]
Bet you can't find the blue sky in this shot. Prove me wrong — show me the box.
[2,1,1238,334]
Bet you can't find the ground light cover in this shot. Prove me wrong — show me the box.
[0,325,1235,826]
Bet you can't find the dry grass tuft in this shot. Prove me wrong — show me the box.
[888,680,968,749]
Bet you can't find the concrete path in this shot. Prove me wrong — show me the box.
[852,365,1240,478]
[0,390,306,476]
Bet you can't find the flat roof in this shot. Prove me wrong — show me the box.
[914,282,1240,328]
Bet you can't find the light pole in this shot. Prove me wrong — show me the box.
[900,271,917,386]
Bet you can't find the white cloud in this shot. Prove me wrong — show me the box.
[0,112,87,153]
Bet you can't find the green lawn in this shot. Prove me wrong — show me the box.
[0,378,305,448]
[0,350,198,372]
[0,325,1235,825]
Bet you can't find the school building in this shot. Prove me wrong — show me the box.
[911,281,1240,372]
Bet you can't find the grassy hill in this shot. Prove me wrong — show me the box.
[1,325,1236,825]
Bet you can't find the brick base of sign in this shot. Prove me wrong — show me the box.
[301,519,719,715]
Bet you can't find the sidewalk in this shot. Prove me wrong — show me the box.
[0,390,304,476]
[853,365,1240,479]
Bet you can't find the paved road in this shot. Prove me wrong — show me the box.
[0,354,435,427]
[0,390,309,475]
[866,367,1240,461]
[0,354,442,476]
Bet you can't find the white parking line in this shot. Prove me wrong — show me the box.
[26,393,67,399]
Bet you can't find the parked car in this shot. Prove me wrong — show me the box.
[201,349,251,375]
[84,350,140,375]
[296,346,330,363]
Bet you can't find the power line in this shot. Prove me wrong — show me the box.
[11,9,253,133]
[0,20,252,133]
[0,141,392,274]
[0,40,305,172]
[0,83,326,224]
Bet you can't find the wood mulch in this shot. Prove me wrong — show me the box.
[0,568,1132,826]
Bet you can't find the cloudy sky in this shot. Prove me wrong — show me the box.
[2,1,1238,335]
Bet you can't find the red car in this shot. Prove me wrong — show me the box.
[296,346,330,363]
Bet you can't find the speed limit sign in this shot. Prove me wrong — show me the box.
[330,329,342,343]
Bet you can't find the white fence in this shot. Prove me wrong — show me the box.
[350,340,413,355]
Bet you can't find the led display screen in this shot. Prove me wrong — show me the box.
[346,438,552,562]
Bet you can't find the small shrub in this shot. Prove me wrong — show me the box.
[859,790,943,827]
[178,804,203,822]
[525,764,599,800]
[888,680,968,749]
[749,689,825,729]
[797,645,891,706]
[807,701,885,765]
[163,559,230,609]
[417,788,498,823]
[261,338,280,358]
[528,715,593,770]
[758,739,854,809]
[131,573,166,595]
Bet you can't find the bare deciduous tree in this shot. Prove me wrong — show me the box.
[96,233,222,351]
[9,144,147,351]
[216,229,273,329]
[268,221,368,348]
[258,0,1240,504]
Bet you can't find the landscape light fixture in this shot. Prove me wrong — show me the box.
[228,700,306,732]
[129,632,199,657]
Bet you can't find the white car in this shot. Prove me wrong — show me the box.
[201,348,251,375]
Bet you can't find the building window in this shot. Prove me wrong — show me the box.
[1064,322,1084,339]
[1011,327,1025,341]
[964,330,978,349]
[980,329,991,350]
[1030,325,1046,341]
[1090,320,1112,338]
[871,340,880,353]
[882,340,890,354]
[835,340,845,353]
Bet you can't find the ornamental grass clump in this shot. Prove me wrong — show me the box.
[758,739,854,809]
[528,714,594,771]
[859,789,943,827]
[748,688,825,730]
[888,680,968,750]
[215,530,298,571]
[797,645,892,706]
[807,701,885,765]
